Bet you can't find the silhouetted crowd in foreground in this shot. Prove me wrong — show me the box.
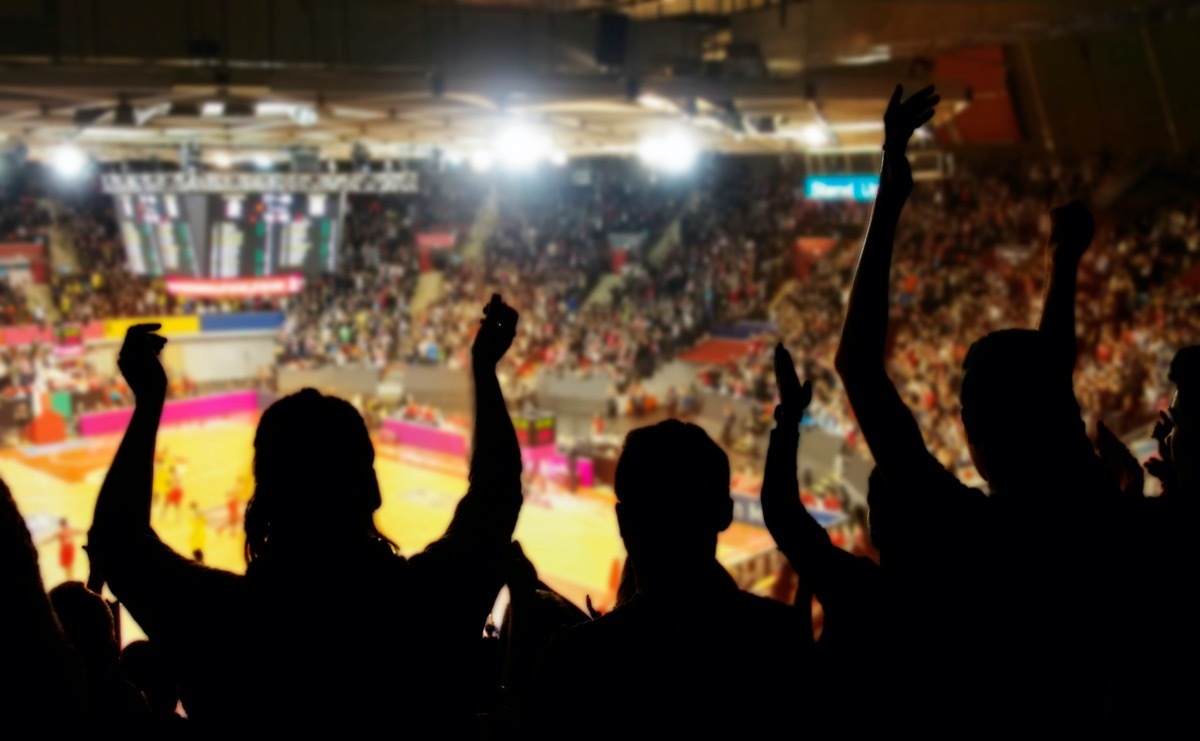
[5,87,1199,738]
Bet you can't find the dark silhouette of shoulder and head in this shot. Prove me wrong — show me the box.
[246,388,392,569]
[532,420,811,737]
[959,329,1090,492]
[49,582,149,728]
[614,420,731,587]
[48,582,120,679]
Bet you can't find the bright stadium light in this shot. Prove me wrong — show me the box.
[51,145,88,179]
[495,124,551,172]
[253,153,274,170]
[211,151,234,169]
[638,130,697,175]
[549,150,569,167]
[443,149,465,167]
[470,149,494,173]
[801,124,830,148]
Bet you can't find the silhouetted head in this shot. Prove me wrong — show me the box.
[1168,345,1199,489]
[245,388,392,565]
[959,330,1086,489]
[48,582,118,677]
[120,640,178,715]
[614,420,732,581]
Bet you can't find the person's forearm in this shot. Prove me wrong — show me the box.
[1039,257,1080,371]
[91,399,163,537]
[470,362,522,486]
[762,421,831,570]
[835,153,910,376]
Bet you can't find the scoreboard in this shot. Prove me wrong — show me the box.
[116,193,201,276]
[114,191,340,279]
[514,412,556,447]
[208,193,338,277]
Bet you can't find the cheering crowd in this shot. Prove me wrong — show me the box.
[3,86,1198,738]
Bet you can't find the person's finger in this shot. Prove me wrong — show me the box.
[888,84,903,111]
[905,85,936,104]
[913,109,936,129]
[127,323,163,335]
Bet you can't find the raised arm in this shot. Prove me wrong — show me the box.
[833,86,950,487]
[89,325,167,549]
[87,325,215,619]
[1039,201,1094,372]
[765,344,879,632]
[440,294,524,548]
[762,344,829,570]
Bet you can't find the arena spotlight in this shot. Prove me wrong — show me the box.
[253,153,274,170]
[51,144,88,179]
[637,130,697,175]
[549,150,569,167]
[211,151,234,169]
[470,150,494,173]
[495,124,551,172]
[801,124,830,148]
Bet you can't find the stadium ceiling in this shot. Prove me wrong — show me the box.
[0,63,968,163]
[2,0,1192,164]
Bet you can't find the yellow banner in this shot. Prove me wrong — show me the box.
[103,315,201,339]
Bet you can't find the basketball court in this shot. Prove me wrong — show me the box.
[3,414,775,643]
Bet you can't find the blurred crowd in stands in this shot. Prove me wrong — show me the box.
[0,156,1197,474]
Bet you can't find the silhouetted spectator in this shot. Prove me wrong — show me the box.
[1,476,85,731]
[531,419,813,737]
[48,582,150,729]
[88,297,524,733]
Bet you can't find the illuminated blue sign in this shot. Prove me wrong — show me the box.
[804,175,880,202]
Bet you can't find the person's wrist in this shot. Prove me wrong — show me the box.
[135,394,166,410]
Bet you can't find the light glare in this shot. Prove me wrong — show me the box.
[51,145,88,179]
[802,124,830,148]
[470,150,494,173]
[637,130,697,175]
[495,125,551,172]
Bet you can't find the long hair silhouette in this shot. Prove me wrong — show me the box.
[244,388,396,564]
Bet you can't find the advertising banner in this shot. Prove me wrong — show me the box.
[416,231,458,250]
[0,243,48,283]
[803,175,879,202]
[166,274,305,299]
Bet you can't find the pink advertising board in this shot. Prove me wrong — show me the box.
[383,418,469,458]
[78,391,259,437]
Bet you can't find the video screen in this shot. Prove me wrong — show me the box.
[115,194,199,276]
[116,192,340,278]
[207,193,340,278]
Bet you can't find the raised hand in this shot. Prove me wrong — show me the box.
[883,85,939,154]
[1049,200,1095,266]
[773,343,813,424]
[1144,411,1180,495]
[117,324,168,404]
[1095,421,1145,500]
[472,294,519,370]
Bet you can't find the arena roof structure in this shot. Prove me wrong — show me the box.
[0,0,1197,164]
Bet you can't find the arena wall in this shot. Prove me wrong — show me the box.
[85,330,277,385]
